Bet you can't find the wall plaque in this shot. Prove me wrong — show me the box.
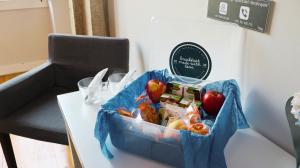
[207,0,273,33]
[169,42,212,81]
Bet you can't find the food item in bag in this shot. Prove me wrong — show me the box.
[202,90,225,116]
[160,116,168,126]
[135,91,161,124]
[163,119,187,139]
[183,86,201,101]
[185,111,201,125]
[178,98,192,108]
[160,93,182,107]
[166,116,180,127]
[138,102,160,124]
[188,123,209,135]
[179,98,201,108]
[146,79,166,103]
[167,119,187,130]
[184,101,202,124]
[159,107,169,126]
[117,108,135,118]
[160,93,170,103]
[166,82,184,96]
[165,103,186,118]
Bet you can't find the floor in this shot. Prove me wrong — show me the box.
[0,135,72,168]
[0,73,73,168]
[0,72,23,83]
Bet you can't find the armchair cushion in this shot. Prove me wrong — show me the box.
[0,34,130,146]
[0,63,54,118]
[0,87,70,144]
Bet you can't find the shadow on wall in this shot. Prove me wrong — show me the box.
[244,89,294,156]
[136,43,145,73]
[129,41,146,75]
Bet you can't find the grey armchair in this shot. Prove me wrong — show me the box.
[0,34,129,168]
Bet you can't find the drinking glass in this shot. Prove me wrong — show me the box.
[108,73,126,96]
[77,77,109,104]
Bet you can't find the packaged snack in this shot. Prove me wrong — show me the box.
[160,93,171,107]
[166,116,180,127]
[164,119,188,139]
[136,91,160,124]
[161,117,169,126]
[159,107,169,126]
[165,103,186,118]
[184,101,202,124]
[193,100,202,108]
[185,111,201,125]
[166,82,184,96]
[167,81,202,100]
[178,98,193,108]
[138,102,160,124]
[167,119,187,130]
[160,93,182,107]
[160,93,171,102]
[183,86,201,101]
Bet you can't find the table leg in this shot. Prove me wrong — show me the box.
[66,128,83,168]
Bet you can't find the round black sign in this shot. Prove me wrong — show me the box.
[169,42,212,81]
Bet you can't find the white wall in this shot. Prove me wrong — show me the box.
[112,0,300,155]
[0,7,52,75]
[113,0,245,80]
[243,0,300,155]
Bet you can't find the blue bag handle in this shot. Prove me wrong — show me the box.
[95,109,114,159]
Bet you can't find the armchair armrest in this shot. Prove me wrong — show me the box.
[0,62,55,118]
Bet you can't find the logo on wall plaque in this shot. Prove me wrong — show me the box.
[169,42,212,81]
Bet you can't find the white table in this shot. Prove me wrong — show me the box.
[57,91,296,168]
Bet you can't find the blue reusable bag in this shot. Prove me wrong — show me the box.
[94,69,249,168]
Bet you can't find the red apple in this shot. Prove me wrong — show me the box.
[146,79,166,103]
[202,90,225,116]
